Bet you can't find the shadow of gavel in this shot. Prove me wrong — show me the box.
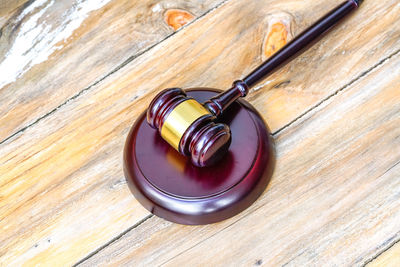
[147,0,362,167]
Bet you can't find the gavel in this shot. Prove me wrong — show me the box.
[147,0,362,167]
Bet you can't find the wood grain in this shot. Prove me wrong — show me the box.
[262,12,293,60]
[79,50,400,267]
[164,9,195,31]
[0,0,224,142]
[0,0,30,28]
[368,241,400,267]
[0,0,399,265]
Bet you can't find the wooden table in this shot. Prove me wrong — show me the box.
[1,0,399,265]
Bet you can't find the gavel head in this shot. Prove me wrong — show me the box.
[147,88,231,167]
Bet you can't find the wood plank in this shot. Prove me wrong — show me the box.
[78,50,400,266]
[0,0,224,142]
[0,0,30,28]
[368,241,400,267]
[0,0,399,264]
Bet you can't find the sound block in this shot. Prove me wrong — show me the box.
[124,88,275,225]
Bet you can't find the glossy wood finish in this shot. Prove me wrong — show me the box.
[1,0,399,265]
[243,0,360,87]
[145,0,361,166]
[84,52,400,267]
[0,0,225,142]
[146,88,231,167]
[124,89,275,224]
[208,0,361,114]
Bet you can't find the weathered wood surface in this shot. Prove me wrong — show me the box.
[368,241,400,267]
[79,52,400,266]
[0,0,224,142]
[0,0,399,265]
[0,0,30,28]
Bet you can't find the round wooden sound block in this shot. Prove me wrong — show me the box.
[124,89,275,225]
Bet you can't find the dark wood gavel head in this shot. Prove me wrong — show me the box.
[146,0,363,168]
[147,87,234,167]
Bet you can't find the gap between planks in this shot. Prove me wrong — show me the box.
[0,0,231,147]
[362,185,400,266]
[1,0,396,264]
[155,162,400,266]
[273,48,400,136]
[364,233,400,266]
[73,48,400,267]
[358,162,400,266]
[365,232,400,267]
[72,214,153,267]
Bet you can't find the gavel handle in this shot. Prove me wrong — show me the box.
[204,0,362,117]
